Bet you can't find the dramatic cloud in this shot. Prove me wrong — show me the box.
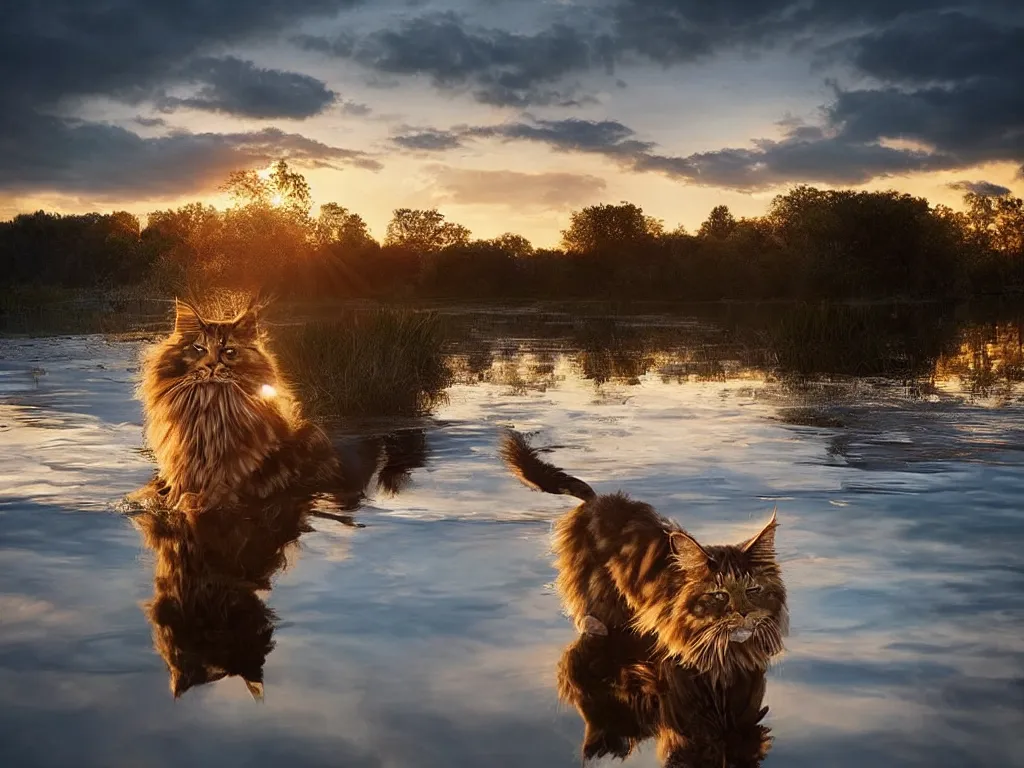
[0,0,367,198]
[610,0,969,64]
[408,117,959,190]
[0,0,362,110]
[825,11,1024,172]
[948,181,1013,197]
[297,12,610,107]
[160,56,337,119]
[392,129,467,152]
[1,0,1022,203]
[289,1,1024,191]
[842,10,1024,85]
[0,113,380,199]
[467,118,654,156]
[431,168,607,210]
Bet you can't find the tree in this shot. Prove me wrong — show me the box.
[384,209,470,252]
[221,159,312,220]
[489,232,534,258]
[697,205,737,239]
[315,203,375,250]
[963,192,1024,255]
[561,202,659,253]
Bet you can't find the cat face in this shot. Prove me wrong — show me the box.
[157,299,277,393]
[667,512,787,677]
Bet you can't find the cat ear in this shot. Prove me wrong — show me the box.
[244,678,265,702]
[232,305,259,341]
[669,529,712,569]
[173,298,204,336]
[740,507,778,564]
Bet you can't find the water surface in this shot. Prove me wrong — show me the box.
[1,313,1023,767]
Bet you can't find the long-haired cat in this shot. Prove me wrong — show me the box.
[136,297,346,513]
[499,429,788,686]
[557,627,773,766]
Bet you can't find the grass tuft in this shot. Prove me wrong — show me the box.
[273,309,453,419]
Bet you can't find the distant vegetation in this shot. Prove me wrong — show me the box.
[2,160,1023,304]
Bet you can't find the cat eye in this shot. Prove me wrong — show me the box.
[222,347,237,359]
[709,591,729,602]
[191,343,207,353]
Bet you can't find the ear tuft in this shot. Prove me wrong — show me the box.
[233,306,259,341]
[740,507,778,564]
[669,529,711,570]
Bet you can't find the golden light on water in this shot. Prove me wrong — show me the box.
[260,384,278,398]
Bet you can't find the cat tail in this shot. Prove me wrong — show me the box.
[498,429,596,502]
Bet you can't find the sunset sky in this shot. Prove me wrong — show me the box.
[2,0,1021,247]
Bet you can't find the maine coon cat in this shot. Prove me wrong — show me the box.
[136,298,346,513]
[499,429,788,686]
[557,627,772,766]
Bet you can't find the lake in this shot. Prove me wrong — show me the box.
[1,304,1023,767]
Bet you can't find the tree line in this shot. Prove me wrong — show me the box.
[2,160,1023,301]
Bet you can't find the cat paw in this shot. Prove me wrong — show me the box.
[579,615,608,636]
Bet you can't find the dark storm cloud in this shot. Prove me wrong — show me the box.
[841,11,1024,84]
[609,0,979,63]
[0,113,380,199]
[297,11,610,107]
[948,181,1013,197]
[821,9,1024,173]
[0,0,362,109]
[160,57,337,119]
[0,0,367,198]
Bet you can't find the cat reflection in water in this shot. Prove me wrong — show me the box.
[132,296,350,514]
[499,429,787,765]
[557,629,772,766]
[128,428,428,699]
[130,490,319,699]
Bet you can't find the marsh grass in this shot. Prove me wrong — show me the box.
[764,302,957,378]
[273,309,453,418]
[0,285,166,336]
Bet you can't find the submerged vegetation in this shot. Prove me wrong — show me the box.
[272,309,452,419]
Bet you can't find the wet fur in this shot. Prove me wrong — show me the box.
[136,298,347,512]
[500,429,788,686]
[557,628,772,766]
